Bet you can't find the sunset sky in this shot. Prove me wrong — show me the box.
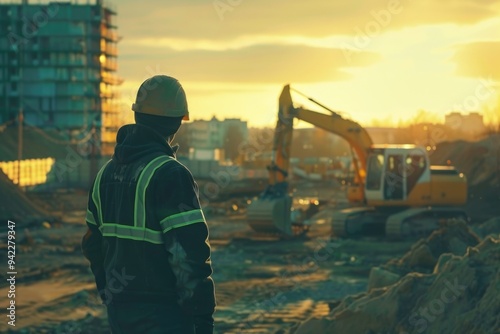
[115,0,500,127]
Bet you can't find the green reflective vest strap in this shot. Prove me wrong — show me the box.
[91,160,111,226]
[86,209,97,226]
[159,209,205,233]
[99,223,164,244]
[91,155,174,244]
[134,155,174,229]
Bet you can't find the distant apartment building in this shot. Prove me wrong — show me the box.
[186,116,248,160]
[365,127,399,144]
[0,0,120,155]
[445,112,486,137]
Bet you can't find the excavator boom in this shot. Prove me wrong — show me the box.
[247,84,372,235]
[246,84,468,238]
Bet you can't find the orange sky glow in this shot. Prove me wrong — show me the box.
[113,0,500,128]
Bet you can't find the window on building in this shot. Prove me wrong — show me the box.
[9,97,18,108]
[40,37,49,49]
[41,52,50,65]
[9,67,18,77]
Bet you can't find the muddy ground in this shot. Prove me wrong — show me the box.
[0,178,497,334]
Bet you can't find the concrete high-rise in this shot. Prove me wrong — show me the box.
[0,0,120,155]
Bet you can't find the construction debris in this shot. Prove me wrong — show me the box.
[431,134,500,188]
[431,134,500,221]
[380,219,481,277]
[293,221,500,334]
[475,216,500,238]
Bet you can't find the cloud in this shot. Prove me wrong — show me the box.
[117,44,380,84]
[452,41,500,80]
[116,0,500,41]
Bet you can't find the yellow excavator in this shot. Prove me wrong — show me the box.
[247,85,468,239]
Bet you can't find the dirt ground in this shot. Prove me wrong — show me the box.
[0,183,422,334]
[0,173,498,333]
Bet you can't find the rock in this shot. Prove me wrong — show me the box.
[294,227,500,334]
[407,243,435,268]
[476,217,500,238]
[294,318,330,334]
[433,253,459,274]
[383,219,481,276]
[367,267,401,291]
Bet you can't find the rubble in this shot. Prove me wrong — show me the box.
[1,136,498,333]
[293,222,500,334]
[431,134,500,188]
[380,219,481,277]
[475,216,500,238]
[431,134,500,221]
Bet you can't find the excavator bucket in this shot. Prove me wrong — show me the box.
[247,195,293,235]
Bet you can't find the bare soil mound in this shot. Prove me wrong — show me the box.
[431,134,500,221]
[475,216,500,238]
[293,222,500,334]
[366,219,480,291]
[431,134,500,188]
[0,170,53,229]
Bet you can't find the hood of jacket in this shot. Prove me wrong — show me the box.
[113,124,176,164]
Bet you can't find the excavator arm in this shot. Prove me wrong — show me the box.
[266,84,295,186]
[247,84,373,235]
[246,86,295,235]
[248,84,468,239]
[283,85,373,202]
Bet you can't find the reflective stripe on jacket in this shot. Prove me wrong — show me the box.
[82,124,215,317]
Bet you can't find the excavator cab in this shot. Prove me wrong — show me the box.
[246,84,468,239]
[363,145,466,207]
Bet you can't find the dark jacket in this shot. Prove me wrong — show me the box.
[82,124,216,319]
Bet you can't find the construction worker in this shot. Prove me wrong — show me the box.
[82,75,216,334]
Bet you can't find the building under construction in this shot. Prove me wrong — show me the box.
[0,0,121,156]
[0,0,120,188]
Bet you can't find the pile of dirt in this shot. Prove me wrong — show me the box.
[292,223,500,334]
[367,219,480,291]
[431,134,500,220]
[474,216,500,239]
[431,134,500,188]
[0,170,53,229]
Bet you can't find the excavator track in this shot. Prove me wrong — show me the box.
[385,207,469,239]
[245,85,469,241]
[332,206,469,240]
[331,207,384,238]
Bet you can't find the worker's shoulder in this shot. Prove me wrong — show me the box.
[155,156,195,180]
